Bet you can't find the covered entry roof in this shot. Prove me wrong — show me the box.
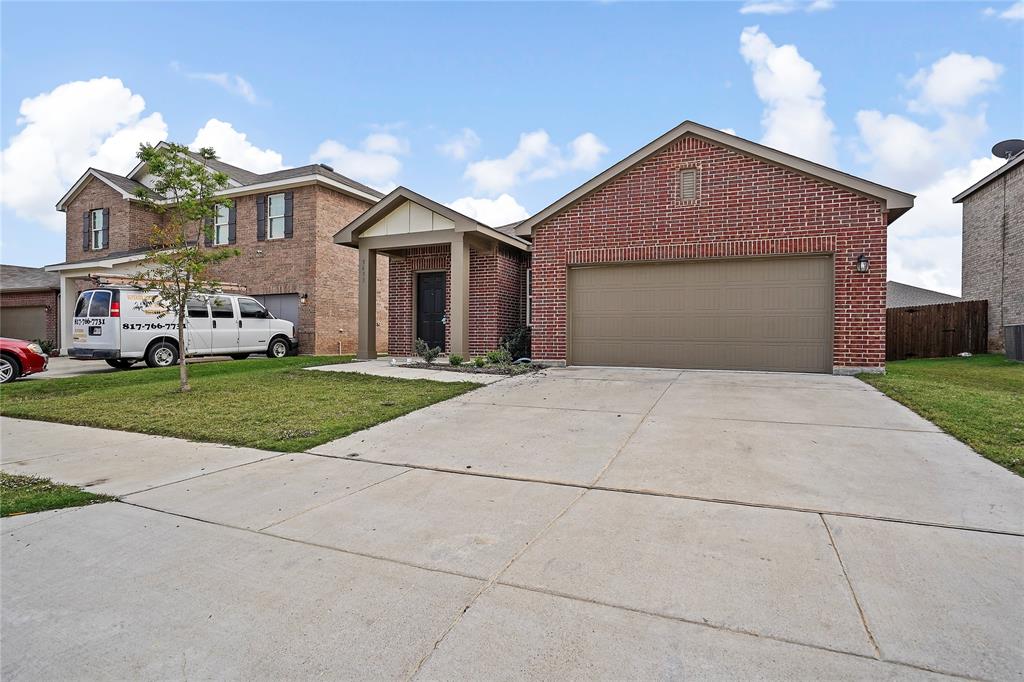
[333,187,530,251]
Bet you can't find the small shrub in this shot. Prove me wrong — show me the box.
[509,363,535,375]
[500,326,531,360]
[414,338,442,364]
[486,348,513,366]
[32,339,57,355]
[473,356,487,368]
[449,354,464,366]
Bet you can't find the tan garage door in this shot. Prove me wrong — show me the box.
[568,256,833,373]
[0,306,48,342]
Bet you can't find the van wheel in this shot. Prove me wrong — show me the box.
[267,338,289,359]
[230,354,249,360]
[0,355,20,384]
[105,359,135,370]
[146,342,179,368]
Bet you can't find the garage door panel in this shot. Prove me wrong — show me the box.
[568,257,832,373]
[0,306,48,342]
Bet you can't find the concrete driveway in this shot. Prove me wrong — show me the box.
[2,367,1022,680]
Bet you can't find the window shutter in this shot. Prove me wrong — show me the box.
[82,212,91,250]
[256,194,266,241]
[284,191,294,238]
[204,215,214,247]
[101,208,111,248]
[680,169,697,202]
[228,201,237,244]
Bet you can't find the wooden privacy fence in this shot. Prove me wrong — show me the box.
[887,300,988,361]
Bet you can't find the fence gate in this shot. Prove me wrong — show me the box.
[886,300,988,361]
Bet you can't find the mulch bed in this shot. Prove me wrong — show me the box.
[401,362,541,376]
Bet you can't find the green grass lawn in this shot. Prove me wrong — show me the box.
[859,354,1024,477]
[0,356,478,452]
[1,472,114,517]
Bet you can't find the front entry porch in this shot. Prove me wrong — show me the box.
[337,187,531,361]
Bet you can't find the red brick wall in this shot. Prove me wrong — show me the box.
[530,134,888,370]
[0,290,60,345]
[313,187,388,355]
[388,246,450,356]
[387,244,528,357]
[64,177,163,262]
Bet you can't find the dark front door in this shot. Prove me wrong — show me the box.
[417,272,446,351]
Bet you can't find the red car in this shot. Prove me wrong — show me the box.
[0,337,49,384]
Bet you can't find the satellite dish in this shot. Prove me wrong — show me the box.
[992,139,1024,160]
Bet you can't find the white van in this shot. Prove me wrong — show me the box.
[69,287,297,369]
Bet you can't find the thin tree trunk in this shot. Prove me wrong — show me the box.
[178,308,190,392]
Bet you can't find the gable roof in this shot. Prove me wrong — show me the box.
[952,152,1024,203]
[886,281,961,308]
[257,164,383,199]
[55,168,164,211]
[334,186,529,250]
[514,120,915,237]
[58,146,383,213]
[0,264,60,291]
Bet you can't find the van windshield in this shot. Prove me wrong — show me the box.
[74,292,93,317]
[89,291,111,317]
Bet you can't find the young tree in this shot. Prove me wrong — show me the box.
[131,143,239,392]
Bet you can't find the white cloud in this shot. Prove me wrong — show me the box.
[908,53,1004,112]
[0,77,167,232]
[855,51,1001,189]
[191,119,284,173]
[852,51,1005,293]
[464,130,608,194]
[888,156,1004,294]
[447,194,530,228]
[172,62,260,104]
[438,128,481,160]
[310,133,408,191]
[739,26,837,165]
[739,0,833,14]
[984,2,1024,19]
[363,132,409,155]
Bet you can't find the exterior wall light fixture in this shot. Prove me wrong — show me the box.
[855,254,869,273]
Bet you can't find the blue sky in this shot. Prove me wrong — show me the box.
[1,1,1021,293]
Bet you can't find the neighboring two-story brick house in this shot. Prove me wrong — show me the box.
[48,146,389,355]
[954,151,1023,352]
[339,121,916,374]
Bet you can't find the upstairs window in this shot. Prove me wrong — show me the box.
[91,209,105,249]
[213,204,230,246]
[267,193,286,239]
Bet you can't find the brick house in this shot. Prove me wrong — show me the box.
[338,121,915,374]
[0,265,61,346]
[953,151,1023,352]
[47,146,389,354]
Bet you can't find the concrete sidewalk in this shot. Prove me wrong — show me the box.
[2,366,1022,680]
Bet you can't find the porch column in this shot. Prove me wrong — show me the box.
[59,274,76,355]
[449,232,470,357]
[357,244,377,360]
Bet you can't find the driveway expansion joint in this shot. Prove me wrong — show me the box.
[301,450,1024,538]
[491,580,977,681]
[819,513,882,659]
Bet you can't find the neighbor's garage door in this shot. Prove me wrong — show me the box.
[568,256,833,373]
[253,294,300,328]
[0,306,48,342]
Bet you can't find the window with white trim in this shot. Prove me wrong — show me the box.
[213,204,230,245]
[525,268,532,326]
[267,193,285,239]
[90,209,105,250]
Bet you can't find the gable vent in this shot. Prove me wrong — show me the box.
[679,168,698,202]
